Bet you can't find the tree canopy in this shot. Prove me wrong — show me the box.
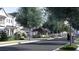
[16,7,43,28]
[46,7,79,30]
[43,20,69,33]
[42,7,79,32]
[16,7,79,33]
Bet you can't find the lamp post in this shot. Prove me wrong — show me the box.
[64,19,72,45]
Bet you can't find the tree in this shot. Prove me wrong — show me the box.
[43,7,79,33]
[43,20,69,33]
[45,7,79,45]
[16,7,43,28]
[46,7,79,30]
[16,7,43,40]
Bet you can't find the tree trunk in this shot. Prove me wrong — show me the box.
[28,28,32,40]
[70,24,72,45]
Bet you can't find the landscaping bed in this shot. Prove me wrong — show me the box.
[59,44,78,51]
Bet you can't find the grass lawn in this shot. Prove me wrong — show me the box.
[0,36,28,42]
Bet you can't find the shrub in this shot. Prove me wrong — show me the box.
[22,33,27,38]
[14,32,20,40]
[60,44,78,50]
[8,36,16,41]
[14,31,27,40]
[0,31,8,41]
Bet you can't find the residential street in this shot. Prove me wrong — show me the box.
[0,38,68,51]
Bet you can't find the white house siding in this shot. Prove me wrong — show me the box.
[0,14,18,36]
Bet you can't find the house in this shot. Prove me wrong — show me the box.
[0,13,17,36]
[0,8,24,36]
[0,8,29,37]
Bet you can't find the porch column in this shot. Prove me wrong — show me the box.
[9,29,11,36]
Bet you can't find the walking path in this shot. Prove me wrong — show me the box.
[0,40,40,47]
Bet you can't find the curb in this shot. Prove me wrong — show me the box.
[53,42,70,51]
[53,43,79,51]
[53,45,64,51]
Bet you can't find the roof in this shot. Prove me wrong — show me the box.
[33,27,50,33]
[9,12,17,17]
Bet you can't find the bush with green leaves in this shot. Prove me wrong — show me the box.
[0,31,8,41]
[60,44,78,51]
[14,31,27,40]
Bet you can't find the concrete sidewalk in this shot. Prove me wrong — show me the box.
[0,40,40,47]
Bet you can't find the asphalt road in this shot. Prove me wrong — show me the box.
[0,38,68,51]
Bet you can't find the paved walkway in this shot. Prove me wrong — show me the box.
[0,40,40,47]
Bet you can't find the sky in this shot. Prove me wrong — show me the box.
[3,7,19,13]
